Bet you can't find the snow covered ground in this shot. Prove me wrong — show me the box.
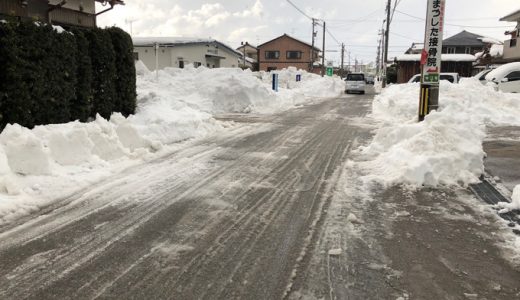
[0,64,344,224]
[358,78,520,188]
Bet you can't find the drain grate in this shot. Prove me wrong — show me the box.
[469,176,520,233]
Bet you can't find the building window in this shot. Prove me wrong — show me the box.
[133,52,139,61]
[465,47,471,54]
[193,62,202,67]
[447,47,455,54]
[265,51,280,59]
[511,39,517,47]
[267,67,277,71]
[179,60,184,68]
[286,51,302,59]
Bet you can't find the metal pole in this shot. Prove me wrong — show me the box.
[321,21,326,77]
[340,43,345,78]
[311,18,316,72]
[382,0,391,87]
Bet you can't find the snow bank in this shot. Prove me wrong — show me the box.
[0,64,343,224]
[498,185,520,213]
[360,78,520,187]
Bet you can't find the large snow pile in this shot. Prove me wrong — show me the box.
[498,185,520,213]
[0,64,344,224]
[360,79,520,187]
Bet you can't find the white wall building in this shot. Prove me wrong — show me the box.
[133,37,243,70]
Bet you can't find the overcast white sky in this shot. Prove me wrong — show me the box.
[97,0,520,66]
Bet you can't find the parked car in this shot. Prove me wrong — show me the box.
[345,73,366,94]
[484,62,520,93]
[473,68,495,84]
[366,75,375,85]
[408,73,460,84]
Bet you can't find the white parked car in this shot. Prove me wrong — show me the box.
[345,73,366,94]
[484,62,520,93]
[408,73,460,84]
[473,69,495,84]
[408,73,460,83]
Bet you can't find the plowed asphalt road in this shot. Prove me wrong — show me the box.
[1,93,519,300]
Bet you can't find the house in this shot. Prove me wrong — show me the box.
[442,30,488,54]
[405,42,424,54]
[257,34,321,72]
[395,54,476,83]
[236,42,258,70]
[500,8,520,61]
[133,37,243,71]
[0,0,124,28]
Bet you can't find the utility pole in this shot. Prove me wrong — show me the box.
[340,43,345,78]
[321,21,326,77]
[348,51,351,73]
[310,18,317,72]
[382,0,391,88]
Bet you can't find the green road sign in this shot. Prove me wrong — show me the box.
[326,67,333,76]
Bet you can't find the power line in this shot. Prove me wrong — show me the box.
[285,0,313,21]
[394,10,511,28]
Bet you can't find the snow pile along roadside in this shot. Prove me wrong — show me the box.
[0,63,343,224]
[360,78,520,187]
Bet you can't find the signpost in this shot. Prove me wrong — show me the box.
[272,73,279,92]
[419,0,446,121]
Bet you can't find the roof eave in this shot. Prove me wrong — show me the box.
[500,9,520,22]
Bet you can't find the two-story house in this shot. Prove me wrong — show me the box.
[236,42,258,70]
[133,37,243,70]
[500,8,520,61]
[257,34,320,72]
[0,0,123,28]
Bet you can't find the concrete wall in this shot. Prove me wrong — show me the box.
[258,36,318,72]
[134,43,242,71]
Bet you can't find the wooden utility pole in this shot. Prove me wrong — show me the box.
[321,21,326,77]
[382,0,391,88]
[310,18,317,72]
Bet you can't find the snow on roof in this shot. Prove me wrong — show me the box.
[485,62,520,81]
[489,44,504,58]
[244,56,256,63]
[132,37,242,56]
[500,8,520,22]
[478,36,503,45]
[395,54,477,62]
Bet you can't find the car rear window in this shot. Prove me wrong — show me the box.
[440,74,455,83]
[347,74,364,81]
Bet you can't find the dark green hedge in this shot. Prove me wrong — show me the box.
[108,27,137,117]
[0,21,136,130]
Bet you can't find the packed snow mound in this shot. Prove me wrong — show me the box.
[137,66,344,115]
[498,185,520,213]
[360,78,520,187]
[0,63,344,224]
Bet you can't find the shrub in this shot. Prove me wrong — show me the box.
[84,27,117,119]
[69,29,93,122]
[108,27,136,116]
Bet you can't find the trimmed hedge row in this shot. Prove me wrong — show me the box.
[0,21,136,130]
